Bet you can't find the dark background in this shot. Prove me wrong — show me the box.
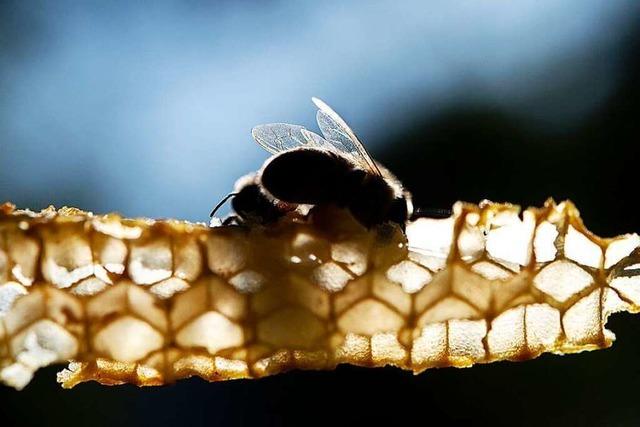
[1,1,640,426]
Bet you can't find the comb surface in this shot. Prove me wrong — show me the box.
[0,200,638,389]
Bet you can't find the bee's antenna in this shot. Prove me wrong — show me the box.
[210,192,238,217]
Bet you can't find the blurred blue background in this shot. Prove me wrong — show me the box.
[3,1,640,426]
[1,0,638,222]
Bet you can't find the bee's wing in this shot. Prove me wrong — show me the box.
[312,97,382,176]
[251,123,329,154]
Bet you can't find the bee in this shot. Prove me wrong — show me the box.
[211,98,413,229]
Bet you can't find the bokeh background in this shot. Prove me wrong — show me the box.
[2,1,640,426]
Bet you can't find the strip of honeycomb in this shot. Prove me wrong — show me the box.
[0,200,639,390]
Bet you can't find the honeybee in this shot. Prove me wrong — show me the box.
[211,98,413,228]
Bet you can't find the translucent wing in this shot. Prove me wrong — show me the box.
[251,123,326,154]
[312,97,382,176]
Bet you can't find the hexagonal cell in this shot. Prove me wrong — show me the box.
[174,237,202,281]
[411,323,447,366]
[206,277,248,321]
[72,277,109,296]
[0,282,28,316]
[605,234,640,269]
[372,274,412,315]
[42,227,93,288]
[408,251,446,273]
[150,277,189,299]
[451,265,491,312]
[534,221,559,263]
[170,282,208,330]
[609,275,640,305]
[525,303,561,351]
[0,363,34,390]
[11,319,79,368]
[206,234,247,276]
[457,226,485,263]
[252,350,292,377]
[470,261,511,281]
[562,288,601,345]
[129,237,172,285]
[228,270,265,294]
[299,275,333,318]
[6,231,39,286]
[507,294,537,309]
[92,233,127,279]
[371,332,406,365]
[337,299,404,336]
[386,260,432,293]
[253,274,330,319]
[213,357,249,379]
[46,287,84,329]
[4,290,45,334]
[288,349,328,372]
[312,262,352,292]
[85,282,165,331]
[333,275,369,315]
[417,296,480,326]
[533,260,593,303]
[176,311,244,354]
[413,269,450,314]
[406,217,454,271]
[86,283,129,321]
[330,241,368,276]
[487,306,525,357]
[93,316,164,362]
[289,232,330,266]
[563,287,625,349]
[92,218,143,239]
[486,210,534,267]
[333,333,370,364]
[448,319,487,362]
[257,307,326,350]
[490,273,530,312]
[564,225,602,269]
[249,283,282,317]
[601,288,630,322]
[169,354,248,380]
[128,285,168,331]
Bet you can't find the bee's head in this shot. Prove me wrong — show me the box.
[231,182,287,225]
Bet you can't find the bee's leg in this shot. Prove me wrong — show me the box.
[221,215,245,226]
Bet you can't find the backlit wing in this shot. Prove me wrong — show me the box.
[251,123,326,154]
[312,97,382,176]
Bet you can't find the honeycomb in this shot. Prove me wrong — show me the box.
[0,200,639,390]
